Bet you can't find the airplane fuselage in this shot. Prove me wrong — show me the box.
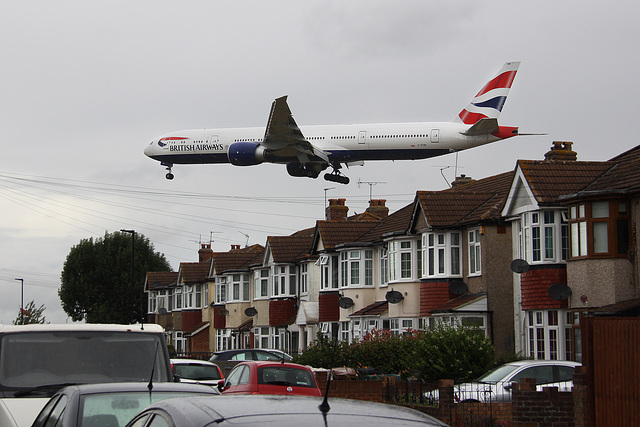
[145,121,514,166]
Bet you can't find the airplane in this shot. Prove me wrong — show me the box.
[144,61,521,184]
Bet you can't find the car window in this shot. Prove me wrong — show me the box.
[147,413,172,427]
[174,363,222,380]
[512,365,554,385]
[255,351,281,361]
[556,365,575,382]
[230,352,249,361]
[80,391,211,426]
[258,367,316,388]
[225,365,245,386]
[239,365,250,385]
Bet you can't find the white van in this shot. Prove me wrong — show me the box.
[0,323,173,427]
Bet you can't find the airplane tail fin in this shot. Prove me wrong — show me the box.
[457,61,520,125]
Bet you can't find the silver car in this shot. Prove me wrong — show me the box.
[451,360,580,402]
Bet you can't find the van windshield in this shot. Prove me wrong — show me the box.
[0,331,168,396]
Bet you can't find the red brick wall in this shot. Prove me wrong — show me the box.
[181,310,202,332]
[189,326,210,353]
[521,265,568,310]
[420,281,456,316]
[269,298,296,326]
[319,292,340,322]
[511,379,574,426]
[213,307,226,329]
[315,371,384,402]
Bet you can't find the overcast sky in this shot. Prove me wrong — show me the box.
[1,1,638,324]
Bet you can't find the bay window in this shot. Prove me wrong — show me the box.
[339,249,374,287]
[388,239,416,281]
[273,265,296,297]
[229,274,249,302]
[519,210,568,263]
[422,231,461,278]
[569,200,629,258]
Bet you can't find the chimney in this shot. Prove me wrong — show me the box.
[451,174,475,188]
[230,244,241,250]
[198,243,213,263]
[326,198,348,221]
[366,199,389,218]
[545,141,577,161]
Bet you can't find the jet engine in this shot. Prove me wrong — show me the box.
[228,142,267,166]
[286,162,323,178]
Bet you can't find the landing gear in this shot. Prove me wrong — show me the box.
[162,162,174,180]
[324,171,350,185]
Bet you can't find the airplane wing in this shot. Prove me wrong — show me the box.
[262,96,330,163]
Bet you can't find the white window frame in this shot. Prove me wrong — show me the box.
[422,231,462,278]
[387,239,416,282]
[339,249,374,288]
[254,268,270,299]
[228,274,249,303]
[468,229,482,276]
[300,263,309,295]
[173,287,183,311]
[272,265,296,297]
[320,255,339,290]
[526,309,569,361]
[214,277,227,304]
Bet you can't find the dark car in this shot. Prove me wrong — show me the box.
[171,359,224,386]
[209,349,290,362]
[219,361,322,396]
[126,395,449,426]
[31,382,219,427]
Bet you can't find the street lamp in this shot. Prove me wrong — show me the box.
[15,278,24,325]
[120,229,135,324]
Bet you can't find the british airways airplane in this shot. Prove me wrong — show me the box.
[144,62,520,184]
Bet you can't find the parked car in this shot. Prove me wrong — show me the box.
[429,359,581,403]
[0,323,173,427]
[126,394,449,426]
[218,361,322,397]
[209,349,289,362]
[171,359,224,386]
[30,382,219,427]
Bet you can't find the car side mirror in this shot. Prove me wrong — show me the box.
[504,383,513,391]
[174,374,181,383]
[217,380,225,391]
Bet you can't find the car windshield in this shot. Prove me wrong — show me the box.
[174,364,221,381]
[257,367,316,388]
[80,391,208,426]
[476,364,520,383]
[0,331,169,394]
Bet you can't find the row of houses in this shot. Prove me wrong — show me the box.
[144,140,640,362]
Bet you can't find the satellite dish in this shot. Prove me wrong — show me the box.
[158,307,168,315]
[245,307,258,317]
[218,308,229,316]
[510,258,530,274]
[449,281,468,295]
[548,283,572,301]
[385,290,404,304]
[338,297,354,309]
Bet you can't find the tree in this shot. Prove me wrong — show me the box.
[59,231,171,324]
[12,300,47,325]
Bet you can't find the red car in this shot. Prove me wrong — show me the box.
[218,361,322,397]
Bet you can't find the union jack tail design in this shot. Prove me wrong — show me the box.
[457,61,520,125]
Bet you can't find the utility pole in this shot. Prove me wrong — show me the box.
[15,278,24,325]
[120,229,135,324]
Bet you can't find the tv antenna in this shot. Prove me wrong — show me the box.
[357,178,386,201]
[323,187,335,208]
[239,231,250,247]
